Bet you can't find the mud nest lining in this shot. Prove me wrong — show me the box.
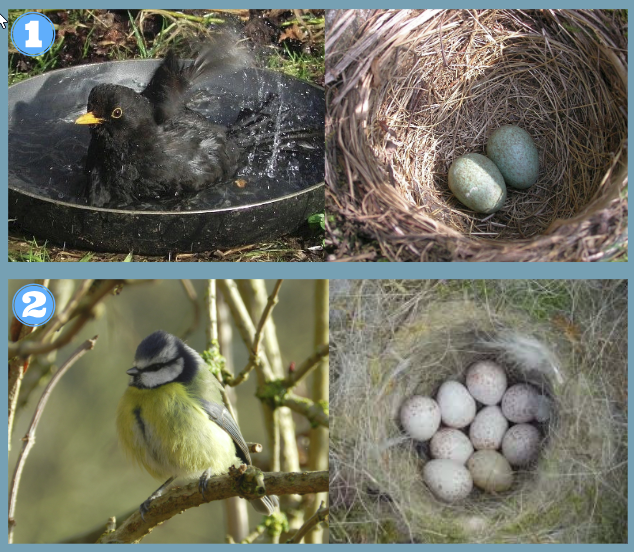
[326,10,628,261]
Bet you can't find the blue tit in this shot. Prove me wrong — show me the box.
[116,330,278,518]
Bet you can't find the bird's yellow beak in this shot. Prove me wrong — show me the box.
[75,111,104,125]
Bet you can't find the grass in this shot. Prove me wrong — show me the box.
[8,238,51,262]
[268,43,325,83]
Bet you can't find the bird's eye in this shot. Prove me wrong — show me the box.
[111,107,123,119]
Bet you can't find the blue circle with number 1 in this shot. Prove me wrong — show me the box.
[12,284,56,327]
[11,12,56,57]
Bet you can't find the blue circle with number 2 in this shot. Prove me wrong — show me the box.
[11,12,56,57]
[13,284,56,327]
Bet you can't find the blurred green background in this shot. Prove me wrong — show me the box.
[8,279,319,543]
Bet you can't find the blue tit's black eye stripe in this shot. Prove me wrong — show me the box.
[140,356,181,372]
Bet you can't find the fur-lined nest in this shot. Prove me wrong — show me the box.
[330,280,628,543]
[326,10,628,261]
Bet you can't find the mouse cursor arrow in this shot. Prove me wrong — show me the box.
[0,15,7,29]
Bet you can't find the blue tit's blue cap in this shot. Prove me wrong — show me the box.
[135,330,174,361]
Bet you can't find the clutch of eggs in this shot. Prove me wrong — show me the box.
[399,360,550,502]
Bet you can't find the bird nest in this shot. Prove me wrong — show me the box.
[326,10,628,261]
[330,280,628,543]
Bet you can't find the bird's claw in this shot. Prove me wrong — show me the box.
[139,499,152,521]
[199,470,210,500]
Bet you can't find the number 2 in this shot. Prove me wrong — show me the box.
[22,291,47,318]
[24,19,43,48]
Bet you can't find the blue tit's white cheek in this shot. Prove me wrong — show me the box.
[138,358,184,388]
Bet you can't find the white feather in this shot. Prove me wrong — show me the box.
[480,332,563,385]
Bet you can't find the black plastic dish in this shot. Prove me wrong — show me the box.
[9,60,325,254]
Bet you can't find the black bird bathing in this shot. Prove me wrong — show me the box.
[75,36,251,208]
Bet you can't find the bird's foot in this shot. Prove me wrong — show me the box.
[139,499,152,522]
[199,469,211,500]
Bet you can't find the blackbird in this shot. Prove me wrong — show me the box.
[75,40,250,208]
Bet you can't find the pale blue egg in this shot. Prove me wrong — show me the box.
[448,153,507,214]
[486,125,539,189]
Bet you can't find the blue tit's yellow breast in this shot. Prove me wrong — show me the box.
[116,382,239,480]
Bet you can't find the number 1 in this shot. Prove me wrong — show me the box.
[24,19,42,48]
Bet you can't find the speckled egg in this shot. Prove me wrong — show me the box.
[467,450,513,493]
[400,395,441,441]
[466,360,508,405]
[502,423,541,466]
[423,459,473,502]
[469,406,509,450]
[501,383,539,423]
[436,381,476,429]
[430,428,475,464]
[486,125,539,189]
[448,153,507,214]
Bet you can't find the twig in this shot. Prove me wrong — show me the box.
[8,336,98,544]
[97,470,329,544]
[8,322,35,455]
[8,280,117,358]
[240,280,297,477]
[179,280,199,341]
[217,280,275,384]
[205,280,218,350]
[34,280,94,345]
[283,344,330,389]
[287,502,329,543]
[304,280,329,543]
[280,394,329,428]
[240,525,266,544]
[247,442,263,454]
[252,280,283,357]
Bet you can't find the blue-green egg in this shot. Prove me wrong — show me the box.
[448,153,507,214]
[486,125,539,189]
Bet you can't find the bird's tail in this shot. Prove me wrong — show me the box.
[142,31,252,124]
[249,495,279,515]
[186,31,252,86]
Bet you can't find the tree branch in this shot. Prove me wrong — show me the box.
[283,343,330,389]
[217,279,275,385]
[97,470,329,544]
[8,336,99,544]
[8,280,118,358]
[179,279,200,341]
[280,394,329,428]
[287,502,329,543]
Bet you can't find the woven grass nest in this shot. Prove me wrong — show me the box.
[330,280,628,543]
[326,10,628,261]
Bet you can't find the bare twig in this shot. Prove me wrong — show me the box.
[205,280,218,350]
[305,280,329,543]
[287,502,329,544]
[8,336,98,544]
[8,280,117,358]
[34,280,94,345]
[179,279,200,341]
[240,525,266,544]
[252,280,283,356]
[97,470,329,544]
[215,292,249,542]
[283,344,330,389]
[217,280,275,384]
[8,322,35,455]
